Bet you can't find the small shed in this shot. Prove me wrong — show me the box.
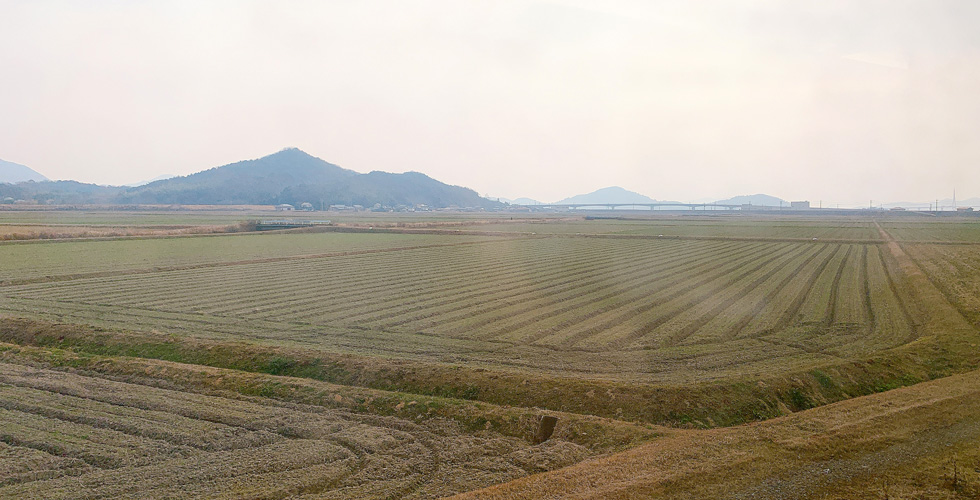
[275,204,295,211]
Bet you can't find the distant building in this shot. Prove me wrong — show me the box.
[889,207,906,211]
[790,201,811,209]
[275,204,294,211]
[300,202,314,211]
[957,206,974,212]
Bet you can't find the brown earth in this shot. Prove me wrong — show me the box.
[451,366,980,499]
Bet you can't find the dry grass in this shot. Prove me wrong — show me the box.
[0,237,926,382]
[0,346,611,499]
[0,222,255,241]
[2,213,980,498]
[453,366,980,499]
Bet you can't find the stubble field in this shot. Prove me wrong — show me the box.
[2,210,980,498]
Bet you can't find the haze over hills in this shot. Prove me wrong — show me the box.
[883,197,980,209]
[3,151,974,210]
[713,194,787,206]
[119,148,498,208]
[497,197,543,205]
[0,159,48,183]
[0,149,500,209]
[124,174,175,187]
[555,186,677,205]
[0,180,123,204]
[505,187,790,207]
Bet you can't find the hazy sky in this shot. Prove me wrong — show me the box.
[1,1,979,205]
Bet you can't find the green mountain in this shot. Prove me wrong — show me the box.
[120,148,498,208]
[0,180,122,204]
[1,149,501,209]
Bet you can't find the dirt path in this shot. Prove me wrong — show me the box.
[731,413,980,499]
[451,363,980,500]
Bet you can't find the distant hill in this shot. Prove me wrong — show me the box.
[884,197,980,210]
[556,186,663,205]
[714,194,786,206]
[0,149,501,208]
[0,159,48,183]
[498,197,543,205]
[117,148,500,208]
[124,174,175,187]
[0,180,123,204]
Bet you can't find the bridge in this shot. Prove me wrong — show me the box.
[517,203,743,210]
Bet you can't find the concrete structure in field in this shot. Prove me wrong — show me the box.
[255,219,331,230]
[790,201,811,209]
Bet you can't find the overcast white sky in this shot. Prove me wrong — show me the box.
[1,0,978,205]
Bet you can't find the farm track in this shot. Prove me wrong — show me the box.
[872,247,919,344]
[453,366,980,500]
[824,246,853,326]
[872,223,922,343]
[860,246,876,334]
[528,242,780,348]
[902,243,980,330]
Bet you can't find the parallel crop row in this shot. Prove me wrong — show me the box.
[0,236,921,379]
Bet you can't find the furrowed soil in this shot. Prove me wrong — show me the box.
[0,343,631,499]
[453,366,980,500]
[2,210,980,498]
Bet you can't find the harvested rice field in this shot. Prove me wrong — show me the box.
[2,210,980,498]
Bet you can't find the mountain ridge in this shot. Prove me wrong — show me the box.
[556,186,669,205]
[713,193,787,206]
[0,159,48,183]
[0,149,501,209]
